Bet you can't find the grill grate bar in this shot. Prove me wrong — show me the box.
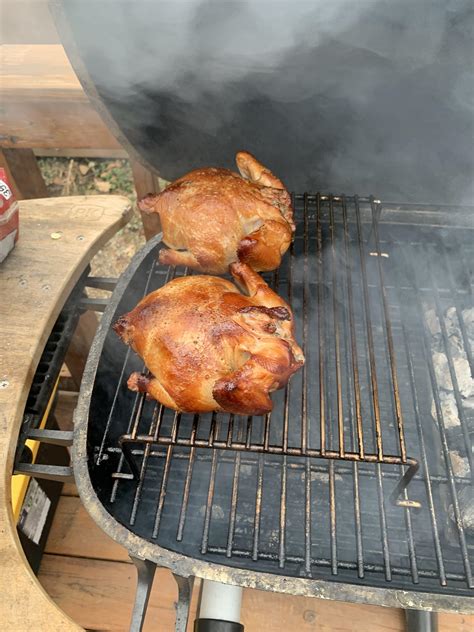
[278,247,291,569]
[119,435,412,462]
[369,198,407,462]
[176,414,199,541]
[111,443,472,490]
[354,196,384,459]
[369,204,418,582]
[341,196,365,578]
[323,215,340,578]
[204,545,468,582]
[210,412,218,448]
[176,446,195,542]
[316,194,326,456]
[152,442,174,538]
[226,434,242,557]
[279,455,287,569]
[329,196,345,457]
[302,194,312,576]
[130,404,163,525]
[396,288,447,585]
[99,260,158,468]
[406,254,473,588]
[400,465,420,584]
[110,390,142,499]
[226,414,234,448]
[301,194,309,456]
[438,242,474,377]
[119,444,471,486]
[201,448,218,554]
[328,460,338,575]
[376,464,392,582]
[425,253,473,473]
[252,453,264,561]
[342,196,365,457]
[130,267,179,522]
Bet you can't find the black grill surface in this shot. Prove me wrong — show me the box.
[86,195,473,601]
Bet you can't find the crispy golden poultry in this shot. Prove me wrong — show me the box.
[138,152,294,274]
[113,262,304,415]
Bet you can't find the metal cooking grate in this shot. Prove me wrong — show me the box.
[86,194,473,603]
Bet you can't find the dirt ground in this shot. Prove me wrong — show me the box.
[38,157,146,279]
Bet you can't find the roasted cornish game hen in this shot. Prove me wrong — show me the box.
[138,152,295,274]
[113,262,304,415]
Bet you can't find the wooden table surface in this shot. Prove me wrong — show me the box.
[0,195,132,631]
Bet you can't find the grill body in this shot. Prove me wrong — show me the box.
[74,195,474,612]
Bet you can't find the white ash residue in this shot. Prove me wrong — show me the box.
[423,304,473,536]
[199,504,225,519]
[428,306,474,424]
[432,352,474,399]
[431,391,461,429]
[448,487,474,532]
[426,305,473,486]
[424,308,441,337]
[306,471,343,483]
[239,465,253,476]
[449,451,471,478]
[463,396,474,410]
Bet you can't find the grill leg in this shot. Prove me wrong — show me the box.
[129,555,156,632]
[405,610,438,632]
[173,573,194,632]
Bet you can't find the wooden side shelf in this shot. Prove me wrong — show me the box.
[0,195,132,631]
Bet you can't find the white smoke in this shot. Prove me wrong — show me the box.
[54,0,474,202]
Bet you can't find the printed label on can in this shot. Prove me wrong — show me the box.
[0,179,12,201]
[18,478,51,545]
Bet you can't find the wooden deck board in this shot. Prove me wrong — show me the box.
[39,551,472,632]
[39,556,199,632]
[40,489,473,631]
[45,497,129,563]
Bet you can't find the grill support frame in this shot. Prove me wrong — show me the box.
[117,433,422,509]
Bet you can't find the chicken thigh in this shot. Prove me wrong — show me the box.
[138,152,294,274]
[113,262,304,415]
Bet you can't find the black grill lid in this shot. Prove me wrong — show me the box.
[53,1,474,203]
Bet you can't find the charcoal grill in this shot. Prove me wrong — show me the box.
[74,194,474,630]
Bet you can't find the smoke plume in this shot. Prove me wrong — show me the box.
[60,0,474,202]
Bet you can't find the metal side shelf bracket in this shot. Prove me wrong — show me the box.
[80,276,118,312]
[14,429,75,483]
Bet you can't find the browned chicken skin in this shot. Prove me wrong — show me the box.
[138,152,294,274]
[113,262,304,415]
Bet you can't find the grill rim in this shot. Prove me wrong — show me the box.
[73,210,474,615]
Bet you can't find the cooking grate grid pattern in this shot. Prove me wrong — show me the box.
[88,194,473,597]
